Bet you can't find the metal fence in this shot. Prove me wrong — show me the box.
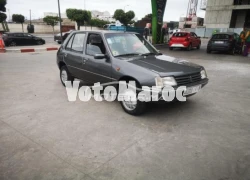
[185,28,243,38]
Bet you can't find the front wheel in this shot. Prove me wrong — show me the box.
[60,66,74,87]
[207,49,211,54]
[37,41,43,45]
[169,47,173,51]
[120,87,146,116]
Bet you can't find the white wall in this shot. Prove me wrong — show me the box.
[0,23,102,33]
[2,23,61,33]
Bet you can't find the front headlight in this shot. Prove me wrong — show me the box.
[155,76,177,87]
[201,70,207,79]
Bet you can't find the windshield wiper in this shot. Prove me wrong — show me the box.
[140,52,162,56]
[115,53,141,57]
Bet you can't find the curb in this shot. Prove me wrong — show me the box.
[5,47,59,53]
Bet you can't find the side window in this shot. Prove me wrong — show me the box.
[66,35,75,50]
[71,33,86,52]
[86,34,106,56]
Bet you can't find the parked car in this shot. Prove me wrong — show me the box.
[54,30,74,44]
[2,33,45,46]
[207,32,242,55]
[57,31,208,115]
[169,32,201,51]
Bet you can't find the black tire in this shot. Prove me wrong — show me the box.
[207,49,211,54]
[119,82,146,116]
[9,41,17,46]
[197,43,201,50]
[37,41,43,45]
[169,47,173,51]
[60,66,74,87]
[229,47,235,55]
[187,44,192,51]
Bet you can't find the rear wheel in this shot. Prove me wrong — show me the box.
[9,41,17,46]
[187,44,192,51]
[60,66,74,87]
[197,43,201,50]
[169,47,173,50]
[229,47,235,55]
[207,49,211,54]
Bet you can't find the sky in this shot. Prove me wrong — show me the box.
[6,0,206,21]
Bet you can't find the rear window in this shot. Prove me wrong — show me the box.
[212,34,230,39]
[173,33,188,37]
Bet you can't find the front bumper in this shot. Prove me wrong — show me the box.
[157,78,209,100]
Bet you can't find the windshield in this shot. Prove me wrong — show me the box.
[105,33,157,57]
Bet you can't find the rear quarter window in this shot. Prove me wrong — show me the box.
[173,33,188,37]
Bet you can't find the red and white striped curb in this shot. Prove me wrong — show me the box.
[5,47,59,53]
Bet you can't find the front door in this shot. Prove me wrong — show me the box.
[82,33,112,84]
[63,32,87,80]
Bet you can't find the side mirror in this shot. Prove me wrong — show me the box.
[94,54,106,59]
[197,36,201,38]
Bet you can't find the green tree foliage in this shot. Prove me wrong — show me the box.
[66,8,91,30]
[88,18,109,28]
[43,16,61,34]
[113,9,135,26]
[0,11,6,22]
[144,14,152,20]
[0,0,7,12]
[12,14,25,32]
[0,0,7,31]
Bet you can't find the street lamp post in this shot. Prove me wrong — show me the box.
[57,0,63,42]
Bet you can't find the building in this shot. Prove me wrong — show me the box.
[203,0,250,28]
[44,12,67,19]
[91,10,115,22]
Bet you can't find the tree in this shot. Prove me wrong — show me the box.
[0,0,7,31]
[144,13,152,20]
[43,16,61,34]
[12,14,25,32]
[66,8,91,30]
[113,9,135,27]
[88,18,109,28]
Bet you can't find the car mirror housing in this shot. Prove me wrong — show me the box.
[94,54,106,59]
[197,36,201,38]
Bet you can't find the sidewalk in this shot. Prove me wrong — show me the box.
[5,43,60,53]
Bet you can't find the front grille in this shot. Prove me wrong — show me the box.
[175,72,202,86]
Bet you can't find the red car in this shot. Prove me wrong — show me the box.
[169,32,201,51]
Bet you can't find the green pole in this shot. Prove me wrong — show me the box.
[151,0,157,44]
[151,0,167,44]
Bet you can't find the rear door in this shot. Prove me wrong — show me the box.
[22,33,33,45]
[63,32,87,79]
[13,33,25,45]
[190,32,198,47]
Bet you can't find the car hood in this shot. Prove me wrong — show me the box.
[128,54,203,76]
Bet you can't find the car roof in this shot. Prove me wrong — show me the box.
[71,30,139,35]
[213,32,236,35]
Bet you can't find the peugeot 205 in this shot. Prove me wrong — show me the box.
[57,31,208,115]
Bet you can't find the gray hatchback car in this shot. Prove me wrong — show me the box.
[57,30,208,115]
